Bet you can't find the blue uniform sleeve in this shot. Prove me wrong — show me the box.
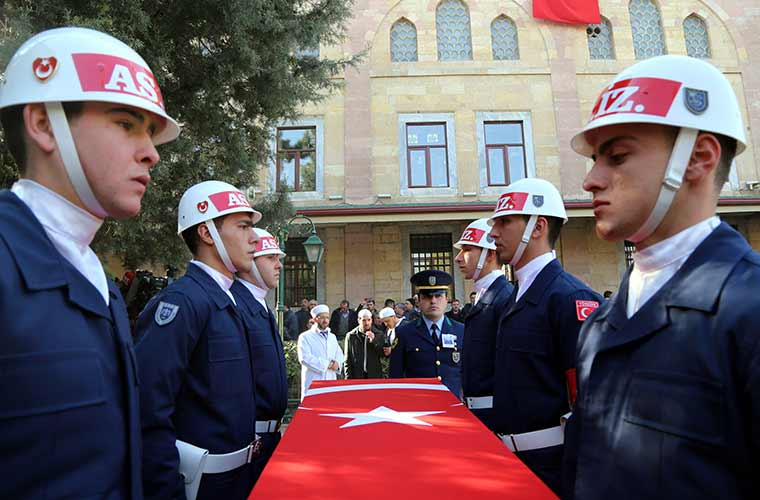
[135,292,203,500]
[389,329,406,378]
[554,290,602,374]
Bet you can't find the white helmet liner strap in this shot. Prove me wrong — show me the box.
[510,214,538,267]
[628,127,699,243]
[205,218,237,274]
[249,259,267,289]
[472,247,489,281]
[46,102,108,219]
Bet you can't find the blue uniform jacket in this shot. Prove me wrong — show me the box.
[229,280,287,480]
[567,223,760,500]
[461,274,513,429]
[0,190,141,499]
[492,259,601,494]
[135,263,256,500]
[389,316,464,395]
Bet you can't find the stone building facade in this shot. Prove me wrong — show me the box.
[261,0,760,307]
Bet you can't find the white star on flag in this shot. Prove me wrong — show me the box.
[320,405,445,429]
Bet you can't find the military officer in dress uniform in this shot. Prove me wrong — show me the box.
[566,55,760,500]
[453,218,513,429]
[230,228,288,485]
[488,177,602,495]
[135,181,261,500]
[0,27,179,499]
[389,270,464,395]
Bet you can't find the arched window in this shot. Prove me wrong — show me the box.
[683,14,711,58]
[491,15,519,60]
[587,17,615,59]
[629,0,667,59]
[390,18,418,62]
[436,0,473,61]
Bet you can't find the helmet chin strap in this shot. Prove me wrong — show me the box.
[46,102,108,219]
[471,247,489,281]
[205,220,237,274]
[627,127,699,243]
[510,214,538,267]
[249,258,269,289]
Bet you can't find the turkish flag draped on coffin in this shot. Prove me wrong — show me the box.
[533,0,601,24]
[250,379,557,499]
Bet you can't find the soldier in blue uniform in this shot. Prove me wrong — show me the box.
[488,178,601,495]
[135,181,261,500]
[567,55,759,499]
[230,228,288,485]
[389,270,464,395]
[0,28,179,499]
[453,218,513,429]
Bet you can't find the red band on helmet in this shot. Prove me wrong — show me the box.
[72,53,165,109]
[461,228,485,243]
[495,191,528,212]
[208,191,251,211]
[257,236,281,253]
[590,77,681,122]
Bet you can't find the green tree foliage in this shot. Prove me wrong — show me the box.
[0,0,357,268]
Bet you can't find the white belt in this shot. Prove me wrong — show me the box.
[497,413,571,453]
[255,419,281,434]
[203,441,261,473]
[498,425,563,452]
[176,437,261,500]
[465,396,493,409]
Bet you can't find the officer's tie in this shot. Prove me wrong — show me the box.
[431,323,441,347]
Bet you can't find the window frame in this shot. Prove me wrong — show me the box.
[483,121,527,187]
[476,112,535,195]
[409,232,455,298]
[398,113,458,197]
[405,122,450,188]
[268,117,324,200]
[275,126,317,192]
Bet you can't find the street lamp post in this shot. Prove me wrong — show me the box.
[276,215,325,338]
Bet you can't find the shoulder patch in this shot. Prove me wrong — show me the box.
[575,300,599,321]
[155,301,180,326]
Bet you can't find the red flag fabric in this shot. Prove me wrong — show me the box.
[250,379,557,499]
[533,0,601,24]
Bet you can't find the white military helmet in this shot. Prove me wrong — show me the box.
[177,180,262,273]
[454,218,496,281]
[247,228,285,290]
[571,55,746,242]
[253,228,285,258]
[488,178,567,267]
[0,27,180,218]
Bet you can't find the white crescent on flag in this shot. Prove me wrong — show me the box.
[249,378,557,499]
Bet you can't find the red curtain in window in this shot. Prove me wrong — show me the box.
[533,0,600,24]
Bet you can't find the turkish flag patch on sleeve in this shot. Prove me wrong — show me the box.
[575,300,599,321]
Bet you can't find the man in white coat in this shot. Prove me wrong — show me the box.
[297,304,344,400]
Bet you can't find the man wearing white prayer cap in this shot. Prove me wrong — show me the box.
[296,304,344,400]
[379,307,403,357]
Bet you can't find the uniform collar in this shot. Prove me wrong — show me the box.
[236,277,269,310]
[422,315,444,332]
[191,259,234,291]
[0,190,111,318]
[12,179,103,248]
[185,262,236,308]
[474,269,502,294]
[596,223,750,329]
[515,252,555,301]
[633,216,720,273]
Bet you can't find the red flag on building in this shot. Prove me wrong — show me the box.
[250,379,557,499]
[533,0,601,24]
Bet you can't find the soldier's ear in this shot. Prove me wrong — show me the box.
[197,222,215,246]
[24,103,56,154]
